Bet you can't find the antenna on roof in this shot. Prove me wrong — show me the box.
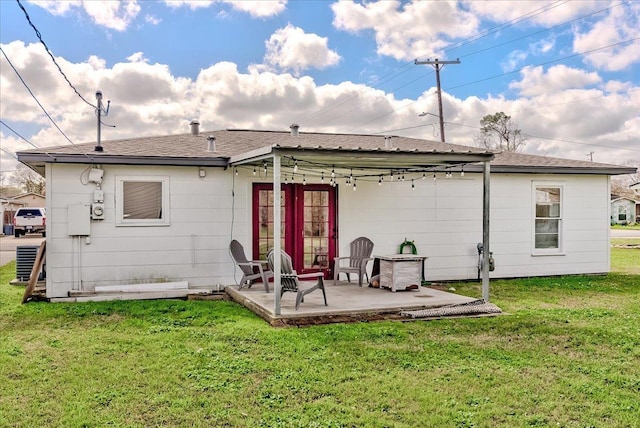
[94,90,113,152]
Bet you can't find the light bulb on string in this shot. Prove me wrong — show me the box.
[321,172,325,183]
[235,168,238,176]
[284,174,288,184]
[378,175,383,186]
[433,172,437,181]
[352,178,357,191]
[411,179,415,191]
[390,171,394,181]
[422,172,426,180]
[252,166,256,176]
[461,166,465,177]
[263,162,268,175]
[401,172,405,182]
[293,159,298,173]
[331,167,335,179]
[302,175,306,185]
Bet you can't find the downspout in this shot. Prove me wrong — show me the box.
[482,160,490,302]
[273,154,282,315]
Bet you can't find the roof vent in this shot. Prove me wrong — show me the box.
[290,123,299,137]
[384,136,392,149]
[190,119,200,135]
[207,135,216,152]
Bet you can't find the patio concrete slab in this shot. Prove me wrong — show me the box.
[225,280,478,326]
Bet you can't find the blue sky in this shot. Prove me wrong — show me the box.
[1,0,639,176]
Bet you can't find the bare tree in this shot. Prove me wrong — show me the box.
[611,160,640,197]
[11,164,45,195]
[475,112,528,152]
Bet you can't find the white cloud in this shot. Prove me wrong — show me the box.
[163,1,215,10]
[501,50,528,73]
[467,0,603,27]
[223,0,286,18]
[1,40,637,173]
[509,65,601,97]
[573,2,640,71]
[332,0,479,61]
[263,24,341,74]
[27,0,81,16]
[30,0,141,31]
[145,14,161,25]
[163,0,286,17]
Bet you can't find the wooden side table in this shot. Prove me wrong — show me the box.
[377,254,427,292]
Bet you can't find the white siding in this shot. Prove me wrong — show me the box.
[46,164,239,298]
[45,163,613,298]
[338,173,612,281]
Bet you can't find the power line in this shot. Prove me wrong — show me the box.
[1,147,20,161]
[359,36,639,133]
[16,0,96,109]
[312,2,626,132]
[0,47,75,145]
[0,119,38,148]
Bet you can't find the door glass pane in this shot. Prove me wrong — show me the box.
[256,189,286,260]
[303,190,329,269]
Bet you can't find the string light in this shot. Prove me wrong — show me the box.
[235,168,238,176]
[422,172,426,180]
[252,166,256,175]
[378,175,383,186]
[401,172,405,182]
[446,168,452,178]
[321,171,324,183]
[390,171,394,181]
[331,167,335,179]
[461,166,465,177]
[263,162,268,175]
[293,159,298,173]
[302,174,306,185]
[411,179,415,191]
[433,172,437,181]
[352,178,357,191]
[284,174,288,184]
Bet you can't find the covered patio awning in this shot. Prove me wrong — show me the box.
[230,142,495,316]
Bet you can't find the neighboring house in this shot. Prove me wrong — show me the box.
[1,193,45,235]
[631,183,640,222]
[17,124,636,301]
[611,196,638,225]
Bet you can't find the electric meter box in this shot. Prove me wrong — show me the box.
[68,204,90,236]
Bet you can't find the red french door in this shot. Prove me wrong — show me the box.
[252,183,337,277]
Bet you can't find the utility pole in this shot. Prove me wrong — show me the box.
[587,151,594,162]
[414,58,460,142]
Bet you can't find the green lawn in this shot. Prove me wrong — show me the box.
[1,249,639,427]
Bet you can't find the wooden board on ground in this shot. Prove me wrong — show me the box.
[22,240,46,304]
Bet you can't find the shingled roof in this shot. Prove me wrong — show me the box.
[17,128,636,176]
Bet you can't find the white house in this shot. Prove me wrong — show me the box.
[610,196,638,225]
[17,125,636,303]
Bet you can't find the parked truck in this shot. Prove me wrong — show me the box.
[13,207,46,237]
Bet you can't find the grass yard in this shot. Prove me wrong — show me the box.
[1,249,639,427]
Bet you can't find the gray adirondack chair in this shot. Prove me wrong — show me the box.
[267,249,328,310]
[230,240,273,292]
[333,237,374,286]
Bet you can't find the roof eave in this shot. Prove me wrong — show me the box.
[464,165,637,175]
[17,152,229,168]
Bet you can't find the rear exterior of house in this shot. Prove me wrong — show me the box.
[18,129,634,300]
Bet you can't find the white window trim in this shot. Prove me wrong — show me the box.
[115,176,170,227]
[532,181,564,256]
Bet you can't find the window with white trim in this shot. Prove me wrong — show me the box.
[116,176,170,226]
[534,185,562,251]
